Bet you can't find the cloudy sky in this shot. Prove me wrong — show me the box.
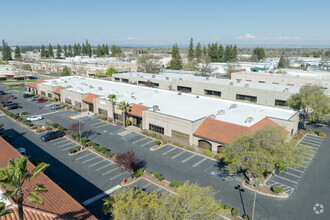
[1,0,329,46]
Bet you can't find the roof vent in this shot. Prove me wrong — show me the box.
[131,95,136,100]
[244,84,249,88]
[64,81,67,83]
[140,76,144,78]
[67,85,72,88]
[236,80,241,83]
[284,88,289,92]
[153,105,159,112]
[165,77,169,80]
[89,85,94,88]
[152,75,155,78]
[206,77,209,80]
[179,78,182,80]
[245,117,254,123]
[139,103,143,105]
[217,110,225,116]
[98,87,103,90]
[196,95,199,98]
[178,92,182,95]
[229,82,234,86]
[230,104,237,110]
[208,114,216,119]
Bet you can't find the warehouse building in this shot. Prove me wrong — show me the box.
[27,76,299,153]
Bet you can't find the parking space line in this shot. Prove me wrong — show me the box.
[155,188,162,193]
[51,139,69,144]
[89,121,106,126]
[82,185,122,206]
[61,146,76,151]
[110,172,124,180]
[102,167,119,176]
[142,182,152,189]
[300,142,320,148]
[192,158,208,167]
[140,139,154,147]
[301,140,322,145]
[57,142,75,148]
[94,124,109,129]
[82,156,99,164]
[300,154,313,160]
[88,159,106,168]
[162,148,176,155]
[282,171,302,178]
[181,154,196,163]
[304,137,323,143]
[267,182,278,187]
[95,163,112,171]
[132,137,148,144]
[274,174,298,184]
[306,135,323,139]
[287,167,305,174]
[171,151,186,159]
[76,153,93,160]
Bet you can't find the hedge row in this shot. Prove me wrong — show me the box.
[1,108,33,127]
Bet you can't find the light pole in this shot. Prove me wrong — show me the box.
[251,178,259,220]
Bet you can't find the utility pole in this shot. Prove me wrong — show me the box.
[251,178,259,220]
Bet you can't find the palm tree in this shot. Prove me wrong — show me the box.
[107,94,117,121]
[0,156,49,220]
[0,202,11,217]
[117,101,130,127]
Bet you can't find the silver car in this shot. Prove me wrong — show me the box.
[51,104,64,110]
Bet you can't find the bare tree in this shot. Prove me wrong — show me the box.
[68,122,85,137]
[144,80,155,88]
[194,56,214,77]
[137,55,161,73]
[115,150,138,176]
[0,95,9,106]
[225,62,240,78]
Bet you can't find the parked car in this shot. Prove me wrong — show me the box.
[9,95,17,99]
[28,96,39,101]
[2,100,14,107]
[15,147,26,155]
[50,104,64,110]
[36,98,47,103]
[0,91,5,95]
[7,104,21,110]
[26,115,43,121]
[40,130,65,142]
[23,93,33,98]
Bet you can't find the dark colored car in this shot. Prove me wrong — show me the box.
[2,100,14,107]
[7,104,21,110]
[23,93,33,98]
[9,95,17,99]
[0,91,5,95]
[37,98,47,103]
[40,130,65,142]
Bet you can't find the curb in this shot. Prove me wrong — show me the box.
[241,181,288,199]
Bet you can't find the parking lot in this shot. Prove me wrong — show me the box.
[122,132,156,149]
[267,134,324,196]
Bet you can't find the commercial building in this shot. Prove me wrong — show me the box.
[27,76,298,153]
[112,71,300,107]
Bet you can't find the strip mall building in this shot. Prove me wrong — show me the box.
[27,76,299,153]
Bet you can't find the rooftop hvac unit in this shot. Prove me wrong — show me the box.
[153,105,159,112]
[206,77,209,80]
[230,104,237,110]
[89,85,94,88]
[131,96,136,100]
[139,103,143,105]
[67,85,72,88]
[217,110,225,116]
[244,84,249,88]
[208,114,216,119]
[236,80,241,83]
[196,95,199,98]
[165,77,169,80]
[179,78,182,80]
[64,81,67,83]
[140,76,144,78]
[284,88,289,92]
[98,87,103,90]
[152,75,155,78]
[229,82,234,86]
[245,117,254,123]
[178,92,182,95]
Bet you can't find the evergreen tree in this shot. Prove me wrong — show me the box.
[202,45,207,57]
[188,38,194,61]
[82,43,87,56]
[48,44,54,58]
[169,44,182,70]
[63,45,68,57]
[77,43,81,55]
[96,44,103,57]
[217,45,224,62]
[253,47,265,61]
[56,44,62,58]
[233,45,238,61]
[208,43,219,62]
[111,45,118,57]
[224,45,231,62]
[14,46,22,60]
[1,39,12,61]
[40,45,46,58]
[278,56,290,68]
[105,45,109,55]
[73,43,78,56]
[86,40,92,57]
[195,42,202,62]
[101,44,107,56]
[68,45,73,57]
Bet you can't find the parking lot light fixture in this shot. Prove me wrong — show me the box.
[251,178,260,220]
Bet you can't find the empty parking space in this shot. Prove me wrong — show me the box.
[123,132,156,149]
[76,116,125,134]
[126,178,173,195]
[267,135,324,196]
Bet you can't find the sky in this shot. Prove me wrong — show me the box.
[1,0,330,47]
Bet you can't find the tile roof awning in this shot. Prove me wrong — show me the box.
[82,93,100,103]
[127,104,150,118]
[26,80,46,89]
[53,86,66,94]
[193,117,281,144]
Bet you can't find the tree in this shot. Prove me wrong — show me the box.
[14,46,22,60]
[278,56,290,68]
[82,43,87,56]
[40,45,46,58]
[137,55,161,73]
[86,40,92,57]
[61,65,71,76]
[0,202,11,217]
[233,45,238,61]
[287,84,330,126]
[48,44,54,58]
[195,55,214,77]
[105,67,117,77]
[73,43,78,56]
[169,44,182,70]
[77,43,81,56]
[117,101,130,127]
[68,45,73,57]
[188,38,194,62]
[96,45,103,57]
[63,45,68,57]
[225,62,240,78]
[111,45,118,57]
[2,39,12,61]
[195,42,202,62]
[115,150,138,176]
[56,44,62,59]
[0,156,49,220]
[103,181,223,219]
[0,94,10,106]
[325,50,330,57]
[252,47,265,61]
[107,94,117,120]
[202,45,207,57]
[68,121,85,137]
[223,126,312,178]
[217,45,224,62]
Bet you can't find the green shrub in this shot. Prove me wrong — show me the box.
[126,119,131,126]
[308,131,314,134]
[243,214,252,220]
[70,133,76,139]
[75,146,81,152]
[169,181,182,188]
[214,154,222,160]
[319,132,326,137]
[204,149,214,157]
[172,142,179,146]
[32,125,37,129]
[36,129,43,133]
[186,146,195,152]
[109,151,116,158]
[81,137,88,145]
[155,140,161,145]
[231,208,240,216]
[107,118,113,123]
[133,168,144,178]
[58,126,65,131]
[98,115,107,120]
[146,170,152,174]
[94,145,101,151]
[69,148,76,154]
[12,114,19,119]
[53,97,58,102]
[17,117,23,121]
[25,121,33,127]
[89,142,98,147]
[271,186,284,194]
[154,172,164,181]
[21,111,28,115]
[224,205,232,212]
[45,126,52,131]
[52,123,59,128]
